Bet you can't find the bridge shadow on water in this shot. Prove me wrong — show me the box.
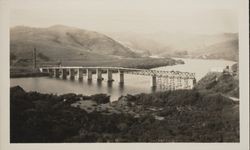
[46,75,157,100]
[151,86,157,93]
[87,79,92,86]
[119,82,124,91]
[107,81,113,94]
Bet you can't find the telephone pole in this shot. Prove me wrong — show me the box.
[33,48,37,70]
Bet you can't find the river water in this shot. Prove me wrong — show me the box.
[10,58,236,101]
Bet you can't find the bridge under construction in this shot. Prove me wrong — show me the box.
[39,66,196,90]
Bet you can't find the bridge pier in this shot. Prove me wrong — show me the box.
[41,68,47,73]
[165,77,169,90]
[169,77,175,90]
[70,69,75,80]
[189,79,195,89]
[87,69,92,80]
[183,78,189,89]
[119,70,124,83]
[62,69,67,79]
[48,69,53,76]
[96,69,102,81]
[78,68,83,81]
[54,69,60,78]
[176,77,182,89]
[107,69,113,82]
[193,78,196,85]
[151,75,157,87]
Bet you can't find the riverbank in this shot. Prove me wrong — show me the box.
[10,67,49,78]
[10,71,49,78]
[10,86,239,143]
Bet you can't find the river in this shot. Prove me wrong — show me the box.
[10,58,236,101]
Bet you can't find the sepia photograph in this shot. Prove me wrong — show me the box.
[0,0,248,148]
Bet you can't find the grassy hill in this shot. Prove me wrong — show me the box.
[10,25,139,64]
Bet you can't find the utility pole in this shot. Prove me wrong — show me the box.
[33,48,37,70]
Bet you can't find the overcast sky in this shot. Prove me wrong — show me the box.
[10,0,239,34]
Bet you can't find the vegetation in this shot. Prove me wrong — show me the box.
[10,86,239,143]
[37,52,50,61]
[195,72,239,98]
[10,25,139,61]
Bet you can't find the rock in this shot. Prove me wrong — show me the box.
[10,86,26,96]
[116,96,129,108]
[154,115,165,120]
[91,94,110,104]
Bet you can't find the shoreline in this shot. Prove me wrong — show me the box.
[10,72,49,78]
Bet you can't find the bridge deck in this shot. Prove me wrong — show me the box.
[40,66,195,79]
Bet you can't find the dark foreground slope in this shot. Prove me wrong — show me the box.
[10,86,239,143]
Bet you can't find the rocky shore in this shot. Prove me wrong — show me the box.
[10,86,239,143]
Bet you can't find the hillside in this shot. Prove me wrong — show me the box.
[107,32,238,61]
[192,39,238,61]
[10,25,139,63]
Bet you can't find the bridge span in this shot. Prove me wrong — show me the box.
[39,66,196,90]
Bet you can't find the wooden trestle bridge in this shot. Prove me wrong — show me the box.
[39,66,196,90]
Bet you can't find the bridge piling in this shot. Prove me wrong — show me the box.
[41,68,47,73]
[48,69,53,77]
[55,69,60,78]
[189,79,196,89]
[87,69,92,80]
[151,75,157,87]
[183,78,189,89]
[96,69,102,81]
[78,68,83,81]
[169,77,175,90]
[70,69,75,80]
[62,69,67,79]
[107,69,113,82]
[176,77,182,89]
[119,70,124,83]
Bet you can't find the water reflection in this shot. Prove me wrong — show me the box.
[87,79,92,86]
[107,81,113,94]
[79,78,83,82]
[151,86,157,93]
[97,80,102,87]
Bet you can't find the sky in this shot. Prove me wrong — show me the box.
[10,0,239,34]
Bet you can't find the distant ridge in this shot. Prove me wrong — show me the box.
[193,39,238,61]
[107,32,238,61]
